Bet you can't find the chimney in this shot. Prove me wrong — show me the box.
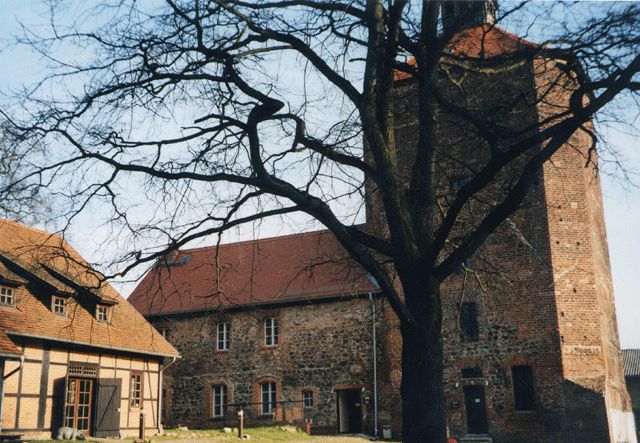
[442,0,498,33]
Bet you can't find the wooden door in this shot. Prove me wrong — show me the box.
[94,378,122,437]
[463,385,488,434]
[64,378,94,434]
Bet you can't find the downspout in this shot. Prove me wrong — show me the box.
[369,293,379,439]
[157,357,177,435]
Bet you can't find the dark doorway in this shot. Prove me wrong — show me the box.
[463,385,488,434]
[94,378,122,437]
[336,389,362,433]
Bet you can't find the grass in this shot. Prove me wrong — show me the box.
[31,426,399,442]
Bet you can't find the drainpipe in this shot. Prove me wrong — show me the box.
[157,357,177,435]
[369,293,379,439]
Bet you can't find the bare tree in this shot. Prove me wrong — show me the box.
[1,1,639,441]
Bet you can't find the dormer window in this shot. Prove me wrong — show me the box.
[52,296,68,317]
[96,305,110,323]
[0,286,15,307]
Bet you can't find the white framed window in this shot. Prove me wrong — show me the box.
[217,322,230,351]
[303,390,313,409]
[0,286,15,306]
[130,372,143,407]
[261,381,276,415]
[264,318,278,347]
[96,305,110,322]
[52,296,67,316]
[212,384,227,418]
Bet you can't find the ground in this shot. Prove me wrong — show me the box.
[33,427,397,443]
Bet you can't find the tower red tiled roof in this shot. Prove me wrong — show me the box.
[395,25,538,80]
[128,230,378,317]
[0,218,179,357]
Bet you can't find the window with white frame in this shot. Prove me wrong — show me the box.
[130,372,143,407]
[217,322,230,351]
[212,384,227,418]
[96,305,110,322]
[261,381,276,415]
[0,286,14,306]
[52,296,67,316]
[303,390,313,409]
[264,318,278,347]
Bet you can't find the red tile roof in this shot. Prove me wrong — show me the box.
[395,25,538,80]
[0,218,179,358]
[129,230,378,317]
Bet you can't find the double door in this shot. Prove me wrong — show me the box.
[62,377,121,437]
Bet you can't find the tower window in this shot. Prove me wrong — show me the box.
[512,365,535,411]
[0,286,15,306]
[460,302,479,342]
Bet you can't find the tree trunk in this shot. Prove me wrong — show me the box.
[400,280,446,443]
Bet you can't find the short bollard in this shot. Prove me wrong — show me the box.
[139,411,145,440]
[305,418,312,435]
[237,409,244,439]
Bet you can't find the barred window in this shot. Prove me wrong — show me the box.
[0,286,14,306]
[212,384,227,418]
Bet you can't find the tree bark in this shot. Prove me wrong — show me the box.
[400,278,447,443]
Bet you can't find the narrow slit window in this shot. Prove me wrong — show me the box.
[460,302,479,342]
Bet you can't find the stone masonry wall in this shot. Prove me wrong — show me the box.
[155,298,383,435]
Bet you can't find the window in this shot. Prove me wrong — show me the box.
[302,390,313,409]
[212,384,228,418]
[261,382,276,415]
[0,286,14,306]
[460,302,479,342]
[52,296,67,316]
[217,322,230,351]
[96,305,110,322]
[264,318,278,347]
[512,365,535,411]
[160,328,169,338]
[130,372,143,408]
[461,367,482,379]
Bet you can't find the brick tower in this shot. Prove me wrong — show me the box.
[371,2,637,442]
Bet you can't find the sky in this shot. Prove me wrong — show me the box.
[0,1,639,348]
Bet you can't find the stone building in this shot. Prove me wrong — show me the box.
[129,2,635,442]
[0,218,179,439]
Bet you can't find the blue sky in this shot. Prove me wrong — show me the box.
[1,1,639,347]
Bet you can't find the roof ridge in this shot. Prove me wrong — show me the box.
[0,218,63,244]
[177,228,331,254]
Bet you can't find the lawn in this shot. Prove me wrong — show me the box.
[32,426,398,443]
